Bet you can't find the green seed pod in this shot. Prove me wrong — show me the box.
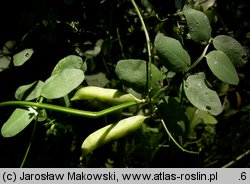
[71,86,142,105]
[80,115,148,159]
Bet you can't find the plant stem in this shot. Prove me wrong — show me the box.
[116,27,126,59]
[0,101,141,118]
[20,97,43,167]
[20,121,37,168]
[222,149,250,168]
[160,118,199,155]
[185,38,212,73]
[131,0,152,94]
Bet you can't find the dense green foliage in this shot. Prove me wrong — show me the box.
[0,0,250,167]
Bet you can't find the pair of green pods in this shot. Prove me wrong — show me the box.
[71,86,147,159]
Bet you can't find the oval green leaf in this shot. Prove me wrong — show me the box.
[15,80,44,101]
[213,35,248,67]
[13,48,34,66]
[183,5,212,43]
[3,40,16,54]
[115,59,163,93]
[185,106,217,139]
[206,50,239,85]
[154,33,191,72]
[0,56,11,72]
[184,72,223,115]
[51,55,87,75]
[1,108,37,137]
[41,69,84,99]
[193,0,216,11]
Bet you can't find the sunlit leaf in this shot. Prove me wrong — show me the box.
[1,108,37,137]
[154,33,191,72]
[13,48,34,66]
[3,40,16,54]
[206,50,239,85]
[184,72,223,115]
[183,5,211,43]
[41,69,84,99]
[75,39,103,59]
[15,80,44,101]
[0,56,11,72]
[84,45,101,58]
[213,35,248,67]
[51,55,87,75]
